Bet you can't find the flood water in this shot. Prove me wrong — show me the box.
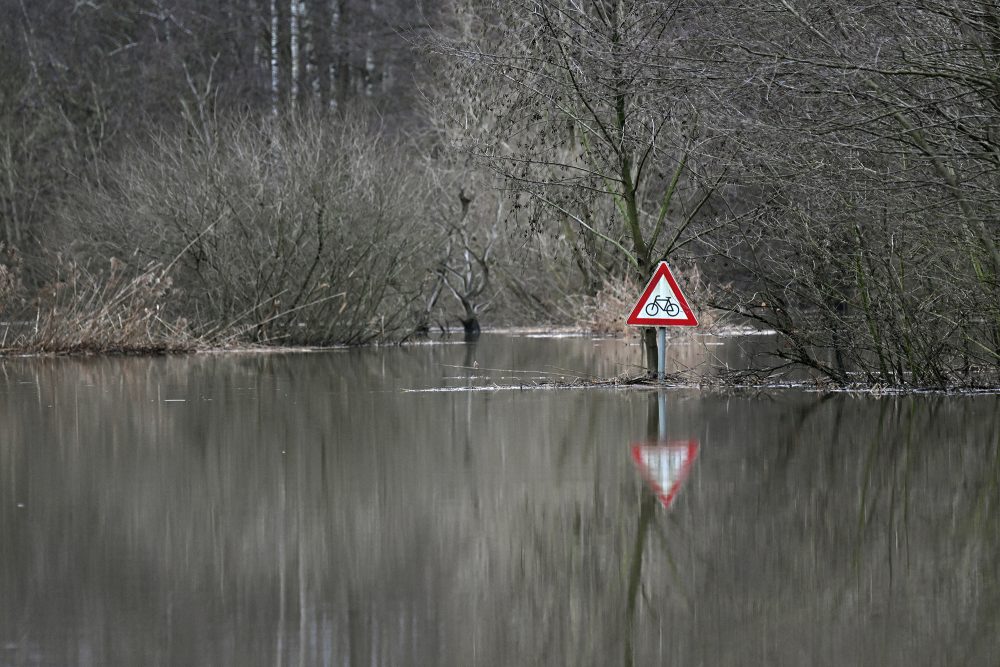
[1,333,999,666]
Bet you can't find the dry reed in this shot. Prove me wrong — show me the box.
[1,254,198,355]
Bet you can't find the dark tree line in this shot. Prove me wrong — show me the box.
[0,0,434,248]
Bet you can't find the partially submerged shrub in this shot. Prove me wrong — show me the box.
[580,274,636,336]
[64,114,439,345]
[0,244,23,316]
[715,203,1000,388]
[1,255,196,354]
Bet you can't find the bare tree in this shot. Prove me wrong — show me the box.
[289,0,301,107]
[435,0,729,369]
[700,0,1000,386]
[439,188,497,339]
[270,0,281,115]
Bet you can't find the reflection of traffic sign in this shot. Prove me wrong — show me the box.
[631,440,699,509]
[626,261,697,327]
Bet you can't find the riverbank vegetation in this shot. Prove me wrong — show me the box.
[2,0,999,388]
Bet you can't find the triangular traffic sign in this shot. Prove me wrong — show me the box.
[626,261,698,327]
[630,440,699,509]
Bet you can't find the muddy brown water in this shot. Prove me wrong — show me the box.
[1,333,998,666]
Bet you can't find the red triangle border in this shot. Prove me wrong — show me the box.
[626,261,698,327]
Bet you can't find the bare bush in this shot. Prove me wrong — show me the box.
[0,244,22,315]
[702,0,1000,388]
[65,114,439,345]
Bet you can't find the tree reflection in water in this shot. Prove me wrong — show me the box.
[0,344,998,665]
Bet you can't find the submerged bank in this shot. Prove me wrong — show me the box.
[3,325,998,394]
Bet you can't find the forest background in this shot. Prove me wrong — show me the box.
[2,0,1000,389]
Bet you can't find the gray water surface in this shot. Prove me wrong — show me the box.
[1,334,998,666]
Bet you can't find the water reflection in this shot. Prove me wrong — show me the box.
[631,392,701,510]
[630,441,699,510]
[0,336,998,665]
[624,392,700,666]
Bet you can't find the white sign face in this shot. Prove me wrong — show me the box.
[626,261,698,327]
[638,446,689,489]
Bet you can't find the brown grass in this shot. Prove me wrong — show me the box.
[1,254,198,355]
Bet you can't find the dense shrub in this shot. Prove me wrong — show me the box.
[65,115,443,345]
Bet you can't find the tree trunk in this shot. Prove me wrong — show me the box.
[301,0,319,100]
[462,317,481,341]
[364,35,375,97]
[327,0,338,109]
[642,327,657,376]
[329,0,347,109]
[289,0,300,108]
[270,0,279,115]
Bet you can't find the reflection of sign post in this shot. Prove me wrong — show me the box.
[631,440,699,509]
[626,261,697,381]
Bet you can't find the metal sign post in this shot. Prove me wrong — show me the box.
[657,326,666,383]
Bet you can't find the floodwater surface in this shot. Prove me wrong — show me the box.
[1,334,998,666]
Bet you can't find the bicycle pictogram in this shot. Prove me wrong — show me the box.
[644,295,680,317]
